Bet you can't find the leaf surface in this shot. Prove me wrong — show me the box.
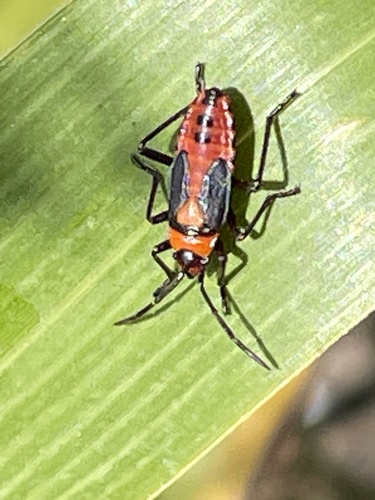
[1,0,374,498]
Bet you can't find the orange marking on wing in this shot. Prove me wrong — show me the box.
[176,198,204,227]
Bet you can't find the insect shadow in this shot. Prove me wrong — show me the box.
[210,87,296,369]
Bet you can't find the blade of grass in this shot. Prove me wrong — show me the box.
[1,0,374,498]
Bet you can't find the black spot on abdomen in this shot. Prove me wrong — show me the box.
[194,132,211,144]
[197,114,214,127]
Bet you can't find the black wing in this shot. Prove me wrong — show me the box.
[169,152,231,232]
[199,159,231,231]
[168,150,189,220]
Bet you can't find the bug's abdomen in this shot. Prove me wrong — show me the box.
[178,89,235,165]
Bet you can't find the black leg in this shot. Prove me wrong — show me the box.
[214,238,230,315]
[198,273,270,370]
[115,240,184,325]
[235,90,301,241]
[137,105,189,166]
[236,186,301,241]
[114,270,185,325]
[131,153,169,224]
[137,63,206,164]
[251,90,300,192]
[132,101,192,223]
[152,239,176,280]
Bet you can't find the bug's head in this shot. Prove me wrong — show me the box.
[173,249,208,278]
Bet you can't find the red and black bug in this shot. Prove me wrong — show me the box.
[115,63,300,369]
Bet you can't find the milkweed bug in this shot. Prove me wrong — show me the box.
[115,63,301,369]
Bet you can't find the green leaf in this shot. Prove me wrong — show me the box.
[1,0,374,498]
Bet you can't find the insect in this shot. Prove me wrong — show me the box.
[115,63,301,369]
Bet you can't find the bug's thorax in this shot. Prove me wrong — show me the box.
[169,226,219,260]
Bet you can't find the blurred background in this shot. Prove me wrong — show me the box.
[0,0,71,59]
[159,311,375,500]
